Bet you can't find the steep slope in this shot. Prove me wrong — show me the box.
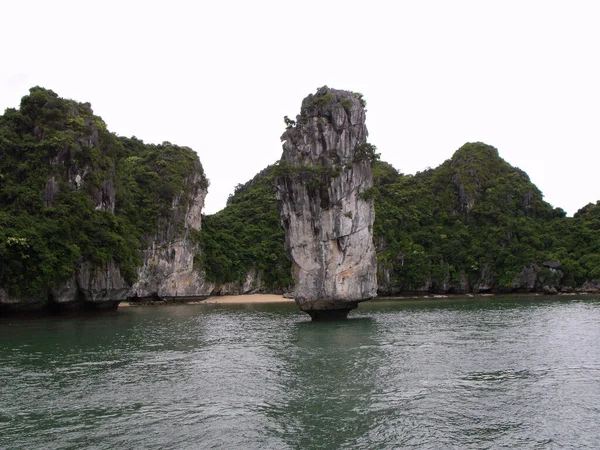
[276,86,378,319]
[374,142,569,294]
[202,141,600,297]
[0,87,209,312]
[116,138,211,300]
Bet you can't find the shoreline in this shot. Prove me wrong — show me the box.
[201,294,294,304]
[118,291,596,308]
[119,294,294,307]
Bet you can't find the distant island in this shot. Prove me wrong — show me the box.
[1,87,600,314]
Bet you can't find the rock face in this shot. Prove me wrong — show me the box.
[0,92,129,313]
[0,87,215,314]
[277,86,377,320]
[54,261,130,307]
[130,166,213,299]
[43,102,117,213]
[512,261,564,292]
[2,156,212,312]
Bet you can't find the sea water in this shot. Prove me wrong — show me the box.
[1,296,600,449]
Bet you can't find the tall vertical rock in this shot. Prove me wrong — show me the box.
[277,86,377,320]
[130,155,212,300]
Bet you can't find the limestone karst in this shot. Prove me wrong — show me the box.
[3,86,600,315]
[276,86,378,320]
[0,88,213,312]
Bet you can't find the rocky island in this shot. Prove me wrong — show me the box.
[0,87,214,312]
[2,86,600,316]
[276,87,378,320]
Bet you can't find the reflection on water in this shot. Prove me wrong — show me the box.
[1,297,600,449]
[271,318,382,449]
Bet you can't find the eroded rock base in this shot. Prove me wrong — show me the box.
[305,306,357,321]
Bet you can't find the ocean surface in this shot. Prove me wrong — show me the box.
[1,296,600,449]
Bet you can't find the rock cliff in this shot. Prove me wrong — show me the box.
[0,87,212,313]
[130,164,212,300]
[0,88,134,312]
[277,86,377,320]
[53,261,131,309]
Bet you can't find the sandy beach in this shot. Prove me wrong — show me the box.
[119,294,294,307]
[118,291,577,308]
[201,294,294,304]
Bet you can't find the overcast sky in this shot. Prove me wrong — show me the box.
[2,1,599,215]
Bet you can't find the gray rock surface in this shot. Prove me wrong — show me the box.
[0,289,48,312]
[277,86,377,319]
[76,261,130,305]
[45,105,116,213]
[512,263,564,292]
[1,260,130,312]
[130,166,214,299]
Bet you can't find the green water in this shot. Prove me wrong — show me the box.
[2,296,600,449]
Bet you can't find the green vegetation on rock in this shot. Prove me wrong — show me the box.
[198,166,291,291]
[2,87,600,304]
[370,142,592,294]
[0,87,206,300]
[201,142,600,295]
[116,136,207,235]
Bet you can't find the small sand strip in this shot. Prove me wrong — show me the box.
[202,294,294,304]
[119,294,293,307]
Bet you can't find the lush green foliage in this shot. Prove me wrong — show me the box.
[198,166,291,290]
[353,143,380,163]
[300,87,366,114]
[202,141,600,294]
[371,142,594,292]
[2,88,599,298]
[547,201,600,286]
[116,136,206,235]
[0,87,206,296]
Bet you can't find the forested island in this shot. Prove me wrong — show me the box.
[1,87,599,313]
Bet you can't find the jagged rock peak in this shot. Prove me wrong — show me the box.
[277,86,378,320]
[281,86,369,168]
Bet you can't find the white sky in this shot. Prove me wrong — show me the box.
[1,0,599,216]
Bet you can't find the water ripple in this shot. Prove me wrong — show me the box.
[1,297,600,448]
